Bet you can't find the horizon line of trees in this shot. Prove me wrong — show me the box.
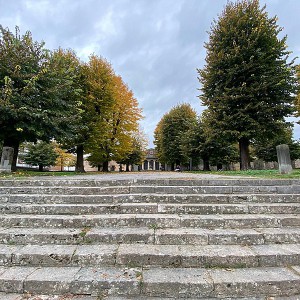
[0,25,147,172]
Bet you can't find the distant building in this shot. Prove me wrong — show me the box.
[141,148,164,171]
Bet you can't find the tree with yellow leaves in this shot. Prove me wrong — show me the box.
[84,56,143,172]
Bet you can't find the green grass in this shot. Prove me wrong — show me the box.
[191,169,300,178]
[0,170,90,178]
[1,168,300,179]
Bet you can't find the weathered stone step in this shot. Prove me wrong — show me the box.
[0,214,299,229]
[0,293,98,300]
[0,227,299,246]
[2,294,300,300]
[1,193,300,204]
[1,203,299,215]
[2,185,300,195]
[116,243,300,268]
[0,178,298,187]
[0,265,299,298]
[0,243,299,268]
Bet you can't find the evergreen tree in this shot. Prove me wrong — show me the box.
[199,0,297,170]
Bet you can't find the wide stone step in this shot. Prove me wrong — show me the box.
[0,178,298,187]
[2,185,300,195]
[0,227,299,246]
[2,193,300,205]
[0,214,299,229]
[0,243,299,268]
[1,203,299,215]
[1,294,300,300]
[0,265,299,298]
[116,243,300,268]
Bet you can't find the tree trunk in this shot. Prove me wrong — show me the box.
[126,163,130,172]
[97,165,101,171]
[103,161,109,172]
[239,137,250,170]
[3,137,19,172]
[203,157,210,171]
[39,164,43,172]
[75,145,85,173]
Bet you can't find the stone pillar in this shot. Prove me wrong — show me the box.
[276,144,292,174]
[0,147,14,173]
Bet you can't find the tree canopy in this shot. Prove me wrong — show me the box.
[84,55,143,171]
[199,0,297,170]
[0,26,82,170]
[154,103,197,169]
[0,26,144,173]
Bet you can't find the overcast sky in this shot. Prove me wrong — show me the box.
[1,0,300,147]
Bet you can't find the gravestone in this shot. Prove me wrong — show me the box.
[0,147,14,173]
[276,144,292,174]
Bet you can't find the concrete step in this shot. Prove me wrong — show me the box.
[0,243,299,268]
[2,185,300,195]
[0,293,98,300]
[1,294,300,300]
[0,178,298,187]
[0,214,299,229]
[115,243,300,268]
[2,193,300,205]
[0,227,299,246]
[1,203,299,215]
[0,265,299,298]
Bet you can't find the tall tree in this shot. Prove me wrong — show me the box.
[199,0,297,170]
[85,61,142,172]
[154,103,197,169]
[0,27,80,170]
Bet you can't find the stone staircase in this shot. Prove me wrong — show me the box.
[0,177,300,299]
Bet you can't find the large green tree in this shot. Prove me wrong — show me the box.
[154,103,197,169]
[188,110,238,171]
[0,26,80,170]
[199,0,297,170]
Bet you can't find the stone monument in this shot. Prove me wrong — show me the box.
[0,147,14,173]
[276,144,292,174]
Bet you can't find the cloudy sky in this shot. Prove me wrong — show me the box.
[1,0,300,147]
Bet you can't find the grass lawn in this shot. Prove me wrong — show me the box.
[1,169,300,179]
[194,169,300,179]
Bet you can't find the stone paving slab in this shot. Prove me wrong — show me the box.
[1,203,300,215]
[1,213,299,229]
[0,228,84,245]
[2,243,300,269]
[116,243,300,268]
[2,184,300,195]
[0,244,118,267]
[1,266,299,297]
[142,267,300,298]
[1,293,300,300]
[0,226,299,247]
[2,193,300,205]
[24,267,81,295]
